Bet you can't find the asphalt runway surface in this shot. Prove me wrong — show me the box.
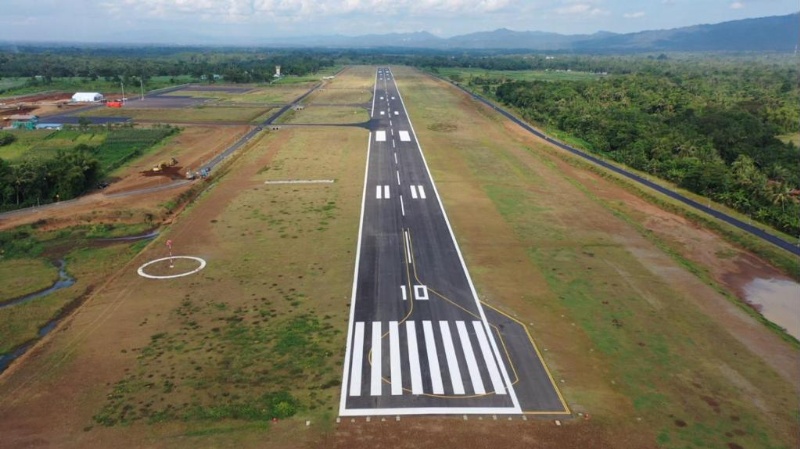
[339,68,567,417]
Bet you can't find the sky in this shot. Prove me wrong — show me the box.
[0,0,797,44]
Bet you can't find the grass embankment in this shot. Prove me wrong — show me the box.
[280,106,369,125]
[396,66,798,449]
[94,126,365,432]
[0,223,152,355]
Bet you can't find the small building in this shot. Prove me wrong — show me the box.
[72,92,105,103]
[36,123,63,130]
[8,114,39,130]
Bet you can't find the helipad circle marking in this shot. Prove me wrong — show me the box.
[137,256,207,279]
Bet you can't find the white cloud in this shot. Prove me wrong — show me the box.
[623,11,645,18]
[730,1,744,8]
[555,3,609,16]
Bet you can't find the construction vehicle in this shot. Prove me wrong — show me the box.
[152,157,178,172]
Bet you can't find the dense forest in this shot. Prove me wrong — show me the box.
[443,56,799,236]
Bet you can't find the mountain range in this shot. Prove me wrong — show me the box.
[265,13,799,52]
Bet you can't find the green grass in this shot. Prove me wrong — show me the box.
[83,106,269,123]
[280,106,369,125]
[0,76,194,98]
[0,259,59,303]
[0,223,156,354]
[777,133,799,146]
[0,77,27,91]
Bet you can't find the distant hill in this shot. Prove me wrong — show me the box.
[265,13,799,52]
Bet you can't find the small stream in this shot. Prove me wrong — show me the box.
[0,230,158,374]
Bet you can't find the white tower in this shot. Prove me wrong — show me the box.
[275,65,281,78]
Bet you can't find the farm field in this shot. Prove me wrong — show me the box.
[0,66,796,449]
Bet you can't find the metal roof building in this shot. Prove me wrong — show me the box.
[71,92,104,102]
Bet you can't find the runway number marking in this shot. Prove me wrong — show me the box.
[414,284,429,300]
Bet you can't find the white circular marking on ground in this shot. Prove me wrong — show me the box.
[137,256,207,279]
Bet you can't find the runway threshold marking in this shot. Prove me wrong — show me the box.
[349,322,365,396]
[440,321,465,394]
[390,321,402,395]
[371,322,382,396]
[423,321,445,394]
[406,321,424,394]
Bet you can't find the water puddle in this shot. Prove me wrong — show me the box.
[743,278,800,340]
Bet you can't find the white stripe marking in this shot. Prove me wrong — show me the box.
[400,285,407,300]
[384,185,390,199]
[390,321,402,395]
[396,171,401,185]
[392,139,395,148]
[394,111,399,115]
[472,321,506,395]
[380,111,385,115]
[376,131,386,142]
[399,131,411,142]
[439,322,465,395]
[406,321,423,394]
[371,322,382,396]
[423,321,444,394]
[389,120,393,126]
[456,321,485,394]
[404,230,412,263]
[410,185,418,199]
[349,322,365,396]
[418,185,426,199]
[400,195,405,216]
[394,153,398,164]
[376,185,382,199]
[391,129,394,136]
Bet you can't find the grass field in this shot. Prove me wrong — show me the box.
[0,78,28,92]
[395,66,798,449]
[0,259,59,304]
[280,106,369,125]
[0,76,194,98]
[83,107,270,123]
[304,88,372,105]
[91,125,365,433]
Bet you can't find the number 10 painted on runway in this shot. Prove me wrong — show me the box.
[400,285,428,301]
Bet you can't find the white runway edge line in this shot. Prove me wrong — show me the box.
[390,68,521,412]
[338,130,373,416]
[349,322,365,396]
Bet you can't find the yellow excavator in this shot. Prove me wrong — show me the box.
[152,157,178,172]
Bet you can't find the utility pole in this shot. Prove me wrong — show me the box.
[139,76,144,100]
[120,82,125,103]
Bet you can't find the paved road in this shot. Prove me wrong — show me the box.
[339,68,566,417]
[446,81,800,257]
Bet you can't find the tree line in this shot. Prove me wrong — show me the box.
[483,61,799,235]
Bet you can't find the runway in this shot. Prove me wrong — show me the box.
[339,68,568,417]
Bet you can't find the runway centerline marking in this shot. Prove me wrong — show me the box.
[396,170,401,185]
[400,195,406,216]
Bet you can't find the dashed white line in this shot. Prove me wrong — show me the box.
[394,153,398,164]
[404,230,412,263]
[400,195,406,216]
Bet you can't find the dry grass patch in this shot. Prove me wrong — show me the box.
[226,84,317,104]
[280,106,369,125]
[305,88,372,105]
